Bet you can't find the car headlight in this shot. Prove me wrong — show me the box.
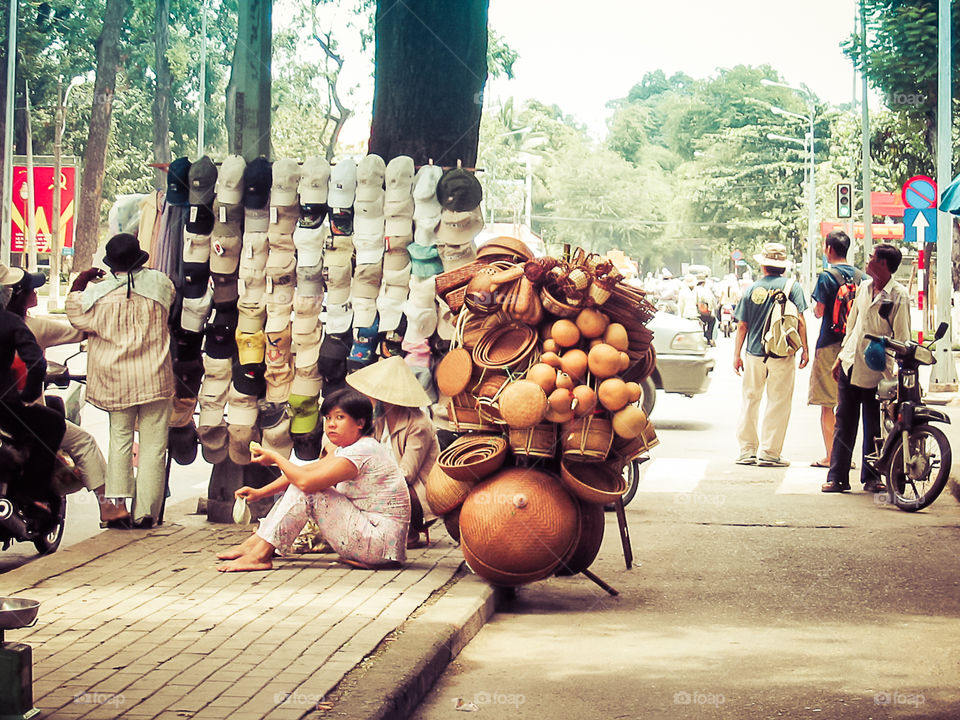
[670,332,707,352]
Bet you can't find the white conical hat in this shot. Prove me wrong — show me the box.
[346,355,431,408]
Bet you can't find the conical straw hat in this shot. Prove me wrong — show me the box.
[346,355,431,408]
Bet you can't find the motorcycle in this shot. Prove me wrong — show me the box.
[718,303,736,338]
[866,321,952,512]
[0,354,86,554]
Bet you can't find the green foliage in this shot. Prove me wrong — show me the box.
[487,28,518,80]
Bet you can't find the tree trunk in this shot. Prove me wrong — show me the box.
[226,1,272,161]
[369,0,488,167]
[152,0,172,190]
[74,0,128,270]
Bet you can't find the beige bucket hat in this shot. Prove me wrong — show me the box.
[346,355,431,408]
[753,242,791,269]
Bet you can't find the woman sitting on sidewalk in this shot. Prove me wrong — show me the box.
[217,389,411,572]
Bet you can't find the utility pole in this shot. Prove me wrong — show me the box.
[930,0,957,389]
[50,82,64,308]
[860,0,873,257]
[24,78,36,272]
[1,0,17,266]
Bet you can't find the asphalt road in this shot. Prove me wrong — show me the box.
[412,336,960,720]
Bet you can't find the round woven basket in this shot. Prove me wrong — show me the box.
[559,458,628,505]
[499,380,548,428]
[459,468,580,586]
[447,395,499,433]
[540,286,580,317]
[443,507,461,542]
[425,464,475,515]
[437,435,508,483]
[436,348,474,397]
[555,499,605,576]
[508,422,557,459]
[611,422,659,461]
[561,414,614,463]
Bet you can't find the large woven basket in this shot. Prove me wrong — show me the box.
[472,322,538,370]
[561,414,614,463]
[459,468,581,586]
[425,464,475,516]
[559,457,628,505]
[611,423,659,461]
[448,395,499,433]
[508,422,557,459]
[555,499,605,576]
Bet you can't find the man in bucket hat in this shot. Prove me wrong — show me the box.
[732,242,809,467]
[66,233,176,529]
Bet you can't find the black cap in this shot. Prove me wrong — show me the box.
[167,157,192,206]
[185,203,215,234]
[232,362,266,398]
[172,327,204,362]
[189,155,218,206]
[243,158,272,210]
[436,168,482,212]
[174,358,204,398]
[168,423,199,466]
[204,324,237,360]
[293,428,322,461]
[329,207,354,237]
[182,262,210,299]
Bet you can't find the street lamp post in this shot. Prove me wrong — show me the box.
[763,79,819,292]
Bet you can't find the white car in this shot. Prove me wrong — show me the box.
[638,312,715,415]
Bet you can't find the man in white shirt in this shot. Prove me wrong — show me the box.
[822,243,911,494]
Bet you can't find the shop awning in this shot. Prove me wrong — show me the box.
[820,221,904,240]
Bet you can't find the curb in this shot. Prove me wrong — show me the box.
[321,572,502,720]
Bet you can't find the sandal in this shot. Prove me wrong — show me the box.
[104,516,133,529]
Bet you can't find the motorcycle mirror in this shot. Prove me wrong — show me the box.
[935,322,949,341]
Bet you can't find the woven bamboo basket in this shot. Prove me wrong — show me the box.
[425,464,474,516]
[459,468,580,586]
[555,499,605,576]
[561,414,614,463]
[438,435,508,483]
[448,395,498,433]
[508,422,557,459]
[540,286,580,317]
[559,457,627,505]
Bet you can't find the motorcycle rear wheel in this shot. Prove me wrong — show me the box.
[887,425,951,512]
[34,496,66,555]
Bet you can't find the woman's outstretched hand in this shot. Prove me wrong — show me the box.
[249,441,276,467]
[235,486,262,502]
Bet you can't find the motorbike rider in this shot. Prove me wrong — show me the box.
[1,266,126,525]
[0,265,65,509]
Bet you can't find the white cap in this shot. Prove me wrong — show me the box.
[354,234,385,265]
[181,281,214,333]
[377,283,408,333]
[216,155,247,205]
[356,154,386,204]
[385,155,415,200]
[325,301,354,334]
[413,164,443,221]
[265,304,292,333]
[352,297,378,329]
[328,158,357,209]
[293,224,327,268]
[298,156,331,205]
[183,231,211,263]
[271,158,302,207]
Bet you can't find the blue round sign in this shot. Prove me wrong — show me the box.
[902,176,938,210]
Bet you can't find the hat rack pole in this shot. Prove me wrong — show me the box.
[580,568,619,596]
[613,496,633,570]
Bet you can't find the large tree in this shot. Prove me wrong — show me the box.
[74,0,129,270]
[369,0,488,166]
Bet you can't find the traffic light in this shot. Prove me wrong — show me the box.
[836,183,852,218]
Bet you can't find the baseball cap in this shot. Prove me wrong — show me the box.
[377,284,408,333]
[237,302,266,333]
[240,231,269,273]
[291,366,322,397]
[232,362,266,398]
[356,154,386,204]
[260,411,293,459]
[329,208,355,237]
[215,155,246,205]
[385,234,413,253]
[296,262,324,297]
[168,423,199,466]
[265,252,297,305]
[182,231,211,264]
[228,423,260,466]
[408,242,443,278]
[437,239,477,272]
[238,270,266,306]
[166,157,191,206]
[243,157,272,210]
[271,158,301,207]
[413,164,443,220]
[328,158,357,209]
[265,303,292,333]
[269,204,300,236]
[436,207,483,247]
[198,425,229,465]
[292,427,323,461]
[299,157,331,205]
[244,206,270,233]
[325,300,354,335]
[211,273,239,304]
[299,203,328,228]
[185,203,215,235]
[173,360,204,399]
[182,262,211,299]
[385,155,415,205]
[189,155,218,206]
[288,394,320,435]
[318,331,351,387]
[436,167,482,211]
[352,262,382,301]
[172,327,204,362]
[181,282,214,332]
[294,224,326,268]
[413,217,439,247]
[210,222,242,274]
[385,214,414,239]
[352,297,378,331]
[236,329,266,365]
[204,322,237,360]
[199,356,231,420]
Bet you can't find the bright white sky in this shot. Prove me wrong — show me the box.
[485,0,861,136]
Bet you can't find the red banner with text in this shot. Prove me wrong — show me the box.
[11,164,76,253]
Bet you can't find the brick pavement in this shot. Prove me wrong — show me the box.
[4,514,466,720]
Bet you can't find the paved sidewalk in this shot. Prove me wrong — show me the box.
[3,504,495,720]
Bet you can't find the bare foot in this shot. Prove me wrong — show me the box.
[217,555,274,572]
[216,532,260,560]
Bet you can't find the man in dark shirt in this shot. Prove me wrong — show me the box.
[0,265,65,504]
[808,231,862,468]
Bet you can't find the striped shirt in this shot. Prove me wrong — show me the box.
[65,272,175,412]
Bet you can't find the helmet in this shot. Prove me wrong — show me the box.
[864,338,887,372]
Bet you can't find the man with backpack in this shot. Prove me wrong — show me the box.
[808,231,862,468]
[822,243,910,494]
[733,243,809,467]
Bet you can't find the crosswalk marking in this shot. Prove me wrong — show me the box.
[636,458,707,493]
[777,467,830,495]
